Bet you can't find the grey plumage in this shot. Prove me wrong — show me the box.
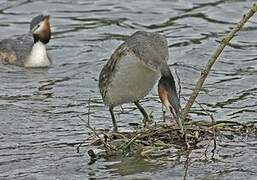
[99,31,170,106]
[126,31,169,72]
[0,34,34,66]
[99,31,181,131]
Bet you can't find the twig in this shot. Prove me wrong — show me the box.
[120,105,125,113]
[174,69,182,103]
[180,4,257,121]
[87,97,91,124]
[181,96,213,119]
[76,135,94,153]
[118,133,141,151]
[76,97,92,153]
[78,98,116,152]
[213,120,247,128]
[174,69,186,139]
[78,116,117,151]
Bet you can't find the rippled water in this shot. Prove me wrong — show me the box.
[0,0,257,179]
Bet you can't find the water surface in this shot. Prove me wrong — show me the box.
[0,0,257,179]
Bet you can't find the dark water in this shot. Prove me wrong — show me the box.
[0,0,257,179]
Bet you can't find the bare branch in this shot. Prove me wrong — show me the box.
[180,4,257,121]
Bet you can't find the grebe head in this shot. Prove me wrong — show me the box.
[30,14,51,44]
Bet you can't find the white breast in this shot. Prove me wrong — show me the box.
[106,52,161,107]
[24,41,51,67]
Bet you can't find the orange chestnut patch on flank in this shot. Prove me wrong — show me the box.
[158,83,171,110]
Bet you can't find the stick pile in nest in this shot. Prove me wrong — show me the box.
[81,119,257,162]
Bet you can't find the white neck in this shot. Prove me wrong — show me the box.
[24,41,51,67]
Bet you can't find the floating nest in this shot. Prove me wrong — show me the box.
[80,119,257,163]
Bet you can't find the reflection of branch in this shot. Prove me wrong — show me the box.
[204,140,211,160]
[198,104,217,159]
[180,4,257,121]
[183,150,192,180]
[162,104,166,122]
[182,96,217,159]
[209,112,217,160]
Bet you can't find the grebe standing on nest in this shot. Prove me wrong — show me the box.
[99,31,181,132]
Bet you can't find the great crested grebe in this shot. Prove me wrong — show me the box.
[99,31,181,131]
[0,14,52,67]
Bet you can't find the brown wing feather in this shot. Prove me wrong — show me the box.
[0,49,18,65]
[0,33,34,66]
[99,43,131,103]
